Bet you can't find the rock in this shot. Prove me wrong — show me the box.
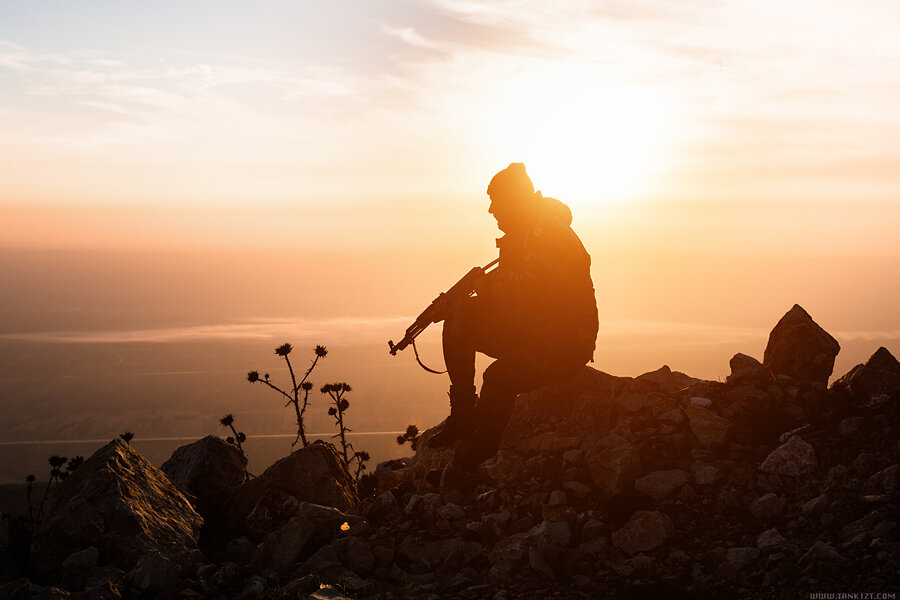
[30,439,202,574]
[309,585,355,600]
[62,546,99,570]
[659,409,684,425]
[251,516,314,575]
[727,353,775,386]
[750,493,786,521]
[161,435,247,524]
[756,528,787,549]
[345,537,375,574]
[236,575,268,600]
[838,510,882,543]
[231,441,356,532]
[691,463,723,486]
[0,579,31,600]
[635,365,699,393]
[614,392,647,413]
[838,417,864,436]
[501,367,621,447]
[542,520,572,547]
[763,304,840,385]
[690,397,712,408]
[801,494,829,517]
[611,511,675,555]
[480,451,526,486]
[226,536,255,566]
[129,552,181,594]
[832,347,900,399]
[725,547,759,571]
[798,541,846,565]
[541,503,576,524]
[528,546,554,579]
[634,469,690,500]
[436,503,467,521]
[586,443,642,496]
[685,405,732,448]
[862,464,898,496]
[759,435,818,476]
[562,480,591,498]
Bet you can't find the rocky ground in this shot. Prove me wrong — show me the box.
[1,304,898,599]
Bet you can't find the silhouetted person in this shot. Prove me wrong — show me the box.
[429,163,599,465]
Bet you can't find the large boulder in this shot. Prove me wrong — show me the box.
[501,367,623,445]
[30,439,202,574]
[161,435,247,525]
[763,304,840,385]
[832,347,900,400]
[230,441,356,535]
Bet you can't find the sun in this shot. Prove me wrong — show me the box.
[487,74,675,214]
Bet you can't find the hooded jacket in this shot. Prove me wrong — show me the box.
[480,193,599,366]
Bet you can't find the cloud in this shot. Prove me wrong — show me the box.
[380,25,440,51]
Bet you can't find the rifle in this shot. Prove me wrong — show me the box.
[388,258,499,370]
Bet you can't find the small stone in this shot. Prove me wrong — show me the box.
[129,552,181,594]
[685,406,732,448]
[659,409,684,425]
[586,443,642,496]
[614,392,647,413]
[542,503,576,524]
[838,510,883,543]
[798,541,846,565]
[63,546,99,570]
[345,537,375,574]
[563,448,585,464]
[725,547,759,570]
[436,503,467,521]
[759,435,817,477]
[801,494,829,517]
[692,463,724,486]
[838,417,864,437]
[634,469,690,500]
[611,511,675,555]
[862,464,898,496]
[690,397,712,408]
[756,528,787,550]
[562,480,591,498]
[528,547,554,579]
[548,490,567,506]
[750,493,786,521]
[544,520,572,547]
[581,518,607,541]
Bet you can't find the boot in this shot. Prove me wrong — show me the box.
[428,385,477,448]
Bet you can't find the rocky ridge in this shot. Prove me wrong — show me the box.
[1,304,898,599]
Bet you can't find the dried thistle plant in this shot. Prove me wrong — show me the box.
[248,344,327,449]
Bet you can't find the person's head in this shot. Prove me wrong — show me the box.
[487,162,536,233]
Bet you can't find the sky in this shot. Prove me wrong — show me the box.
[1,0,899,254]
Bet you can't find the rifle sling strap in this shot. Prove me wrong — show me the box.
[412,339,447,375]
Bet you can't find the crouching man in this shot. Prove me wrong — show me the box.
[429,163,599,467]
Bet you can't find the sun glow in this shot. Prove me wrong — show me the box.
[488,72,676,213]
